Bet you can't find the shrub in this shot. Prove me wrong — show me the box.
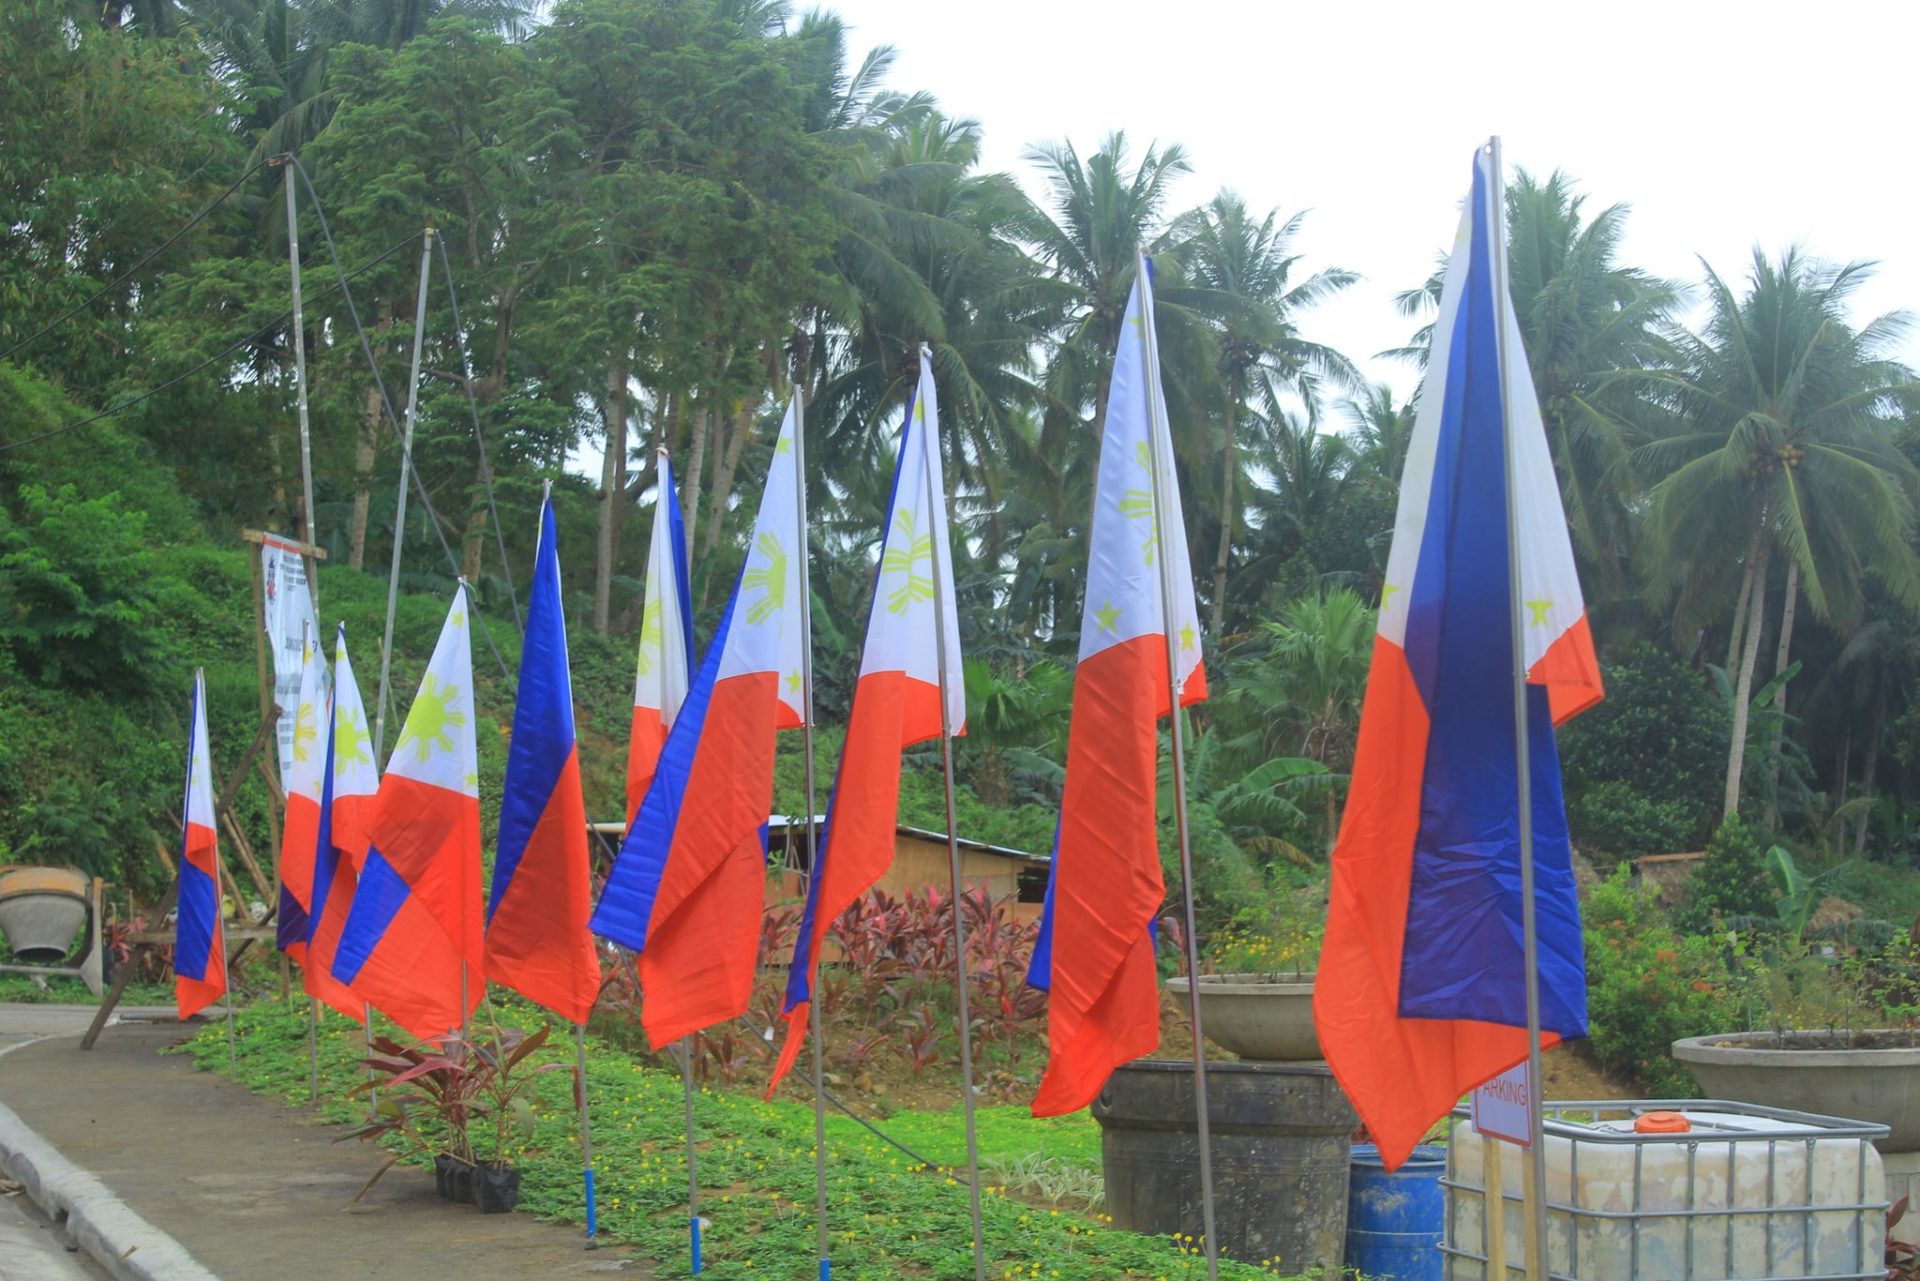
[1583,867,1736,1095]
[1674,815,1775,933]
[1559,645,1725,858]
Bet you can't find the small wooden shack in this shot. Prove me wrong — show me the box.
[763,816,1049,923]
[589,817,1050,923]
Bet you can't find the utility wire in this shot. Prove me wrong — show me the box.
[284,152,511,682]
[580,825,976,1190]
[433,231,523,632]
[0,232,422,455]
[0,159,267,365]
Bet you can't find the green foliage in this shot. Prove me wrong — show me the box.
[1674,815,1775,933]
[1582,867,1737,1095]
[187,997,1297,1279]
[0,485,172,693]
[1559,645,1726,857]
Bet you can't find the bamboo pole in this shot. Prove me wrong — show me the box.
[373,223,436,761]
[283,159,320,609]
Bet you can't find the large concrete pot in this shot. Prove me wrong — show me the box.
[1165,973,1319,1061]
[1673,1031,1920,1151]
[0,867,90,963]
[1094,1059,1356,1271]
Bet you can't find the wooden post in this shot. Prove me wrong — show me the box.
[1486,1138,1508,1280]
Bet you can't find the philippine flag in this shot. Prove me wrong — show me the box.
[591,403,807,1048]
[766,346,962,1095]
[1026,257,1207,1118]
[331,588,485,1040]
[629,450,694,826]
[303,625,377,1023]
[174,670,228,1020]
[275,633,327,964]
[485,496,602,1025]
[1313,147,1604,1171]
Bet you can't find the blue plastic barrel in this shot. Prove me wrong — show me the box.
[1346,1143,1445,1281]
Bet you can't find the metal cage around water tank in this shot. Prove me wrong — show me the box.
[1441,1099,1888,1281]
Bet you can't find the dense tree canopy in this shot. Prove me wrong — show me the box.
[4,0,1920,909]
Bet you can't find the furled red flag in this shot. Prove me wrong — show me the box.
[765,347,962,1095]
[1027,257,1207,1118]
[303,625,377,1023]
[331,588,485,1040]
[629,451,694,825]
[1313,147,1604,1171]
[485,495,602,1024]
[175,670,228,1019]
[275,632,327,965]
[591,403,807,1047]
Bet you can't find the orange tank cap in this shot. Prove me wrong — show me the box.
[1634,1111,1692,1134]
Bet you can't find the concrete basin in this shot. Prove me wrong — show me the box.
[1166,973,1320,1062]
[1673,1030,1920,1151]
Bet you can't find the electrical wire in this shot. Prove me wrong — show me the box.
[433,231,522,631]
[578,825,974,1189]
[283,152,511,681]
[0,159,267,365]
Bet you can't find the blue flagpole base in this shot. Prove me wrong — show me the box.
[818,1257,831,1281]
[690,1214,702,1274]
[583,1166,597,1245]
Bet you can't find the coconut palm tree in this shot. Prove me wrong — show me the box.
[1172,191,1359,635]
[1391,169,1678,598]
[1023,131,1192,438]
[1634,248,1920,820]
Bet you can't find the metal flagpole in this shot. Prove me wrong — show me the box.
[575,1021,599,1247]
[1132,254,1220,1281]
[680,1034,703,1274]
[791,384,834,1281]
[295,620,320,1104]
[373,221,436,761]
[282,159,321,612]
[915,346,987,1281]
[1488,134,1551,1281]
[204,669,239,1073]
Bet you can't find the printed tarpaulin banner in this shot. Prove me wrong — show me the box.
[260,531,320,782]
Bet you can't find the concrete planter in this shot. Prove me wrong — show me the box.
[1094,1059,1355,1271]
[1166,973,1319,1062]
[1672,1031,1920,1152]
[0,867,90,963]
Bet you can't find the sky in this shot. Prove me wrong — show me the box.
[811,0,1920,402]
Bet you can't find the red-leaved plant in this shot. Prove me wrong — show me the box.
[337,1022,564,1201]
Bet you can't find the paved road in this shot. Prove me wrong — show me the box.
[0,1019,646,1280]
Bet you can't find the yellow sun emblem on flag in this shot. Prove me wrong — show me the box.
[1118,441,1158,566]
[396,673,466,764]
[881,507,934,615]
[743,531,788,625]
[635,598,663,677]
[291,699,319,764]
[334,705,373,775]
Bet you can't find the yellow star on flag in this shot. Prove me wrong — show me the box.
[1179,623,1196,652]
[1094,600,1121,634]
[1525,598,1554,627]
[785,670,801,693]
[1381,583,1401,606]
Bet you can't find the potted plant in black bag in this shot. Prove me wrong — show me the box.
[341,1021,561,1211]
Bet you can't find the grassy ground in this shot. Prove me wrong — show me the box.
[185,997,1313,1280]
[0,973,173,1004]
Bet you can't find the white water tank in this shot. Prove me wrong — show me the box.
[1443,1101,1886,1280]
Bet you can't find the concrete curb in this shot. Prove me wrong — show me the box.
[0,1039,220,1281]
